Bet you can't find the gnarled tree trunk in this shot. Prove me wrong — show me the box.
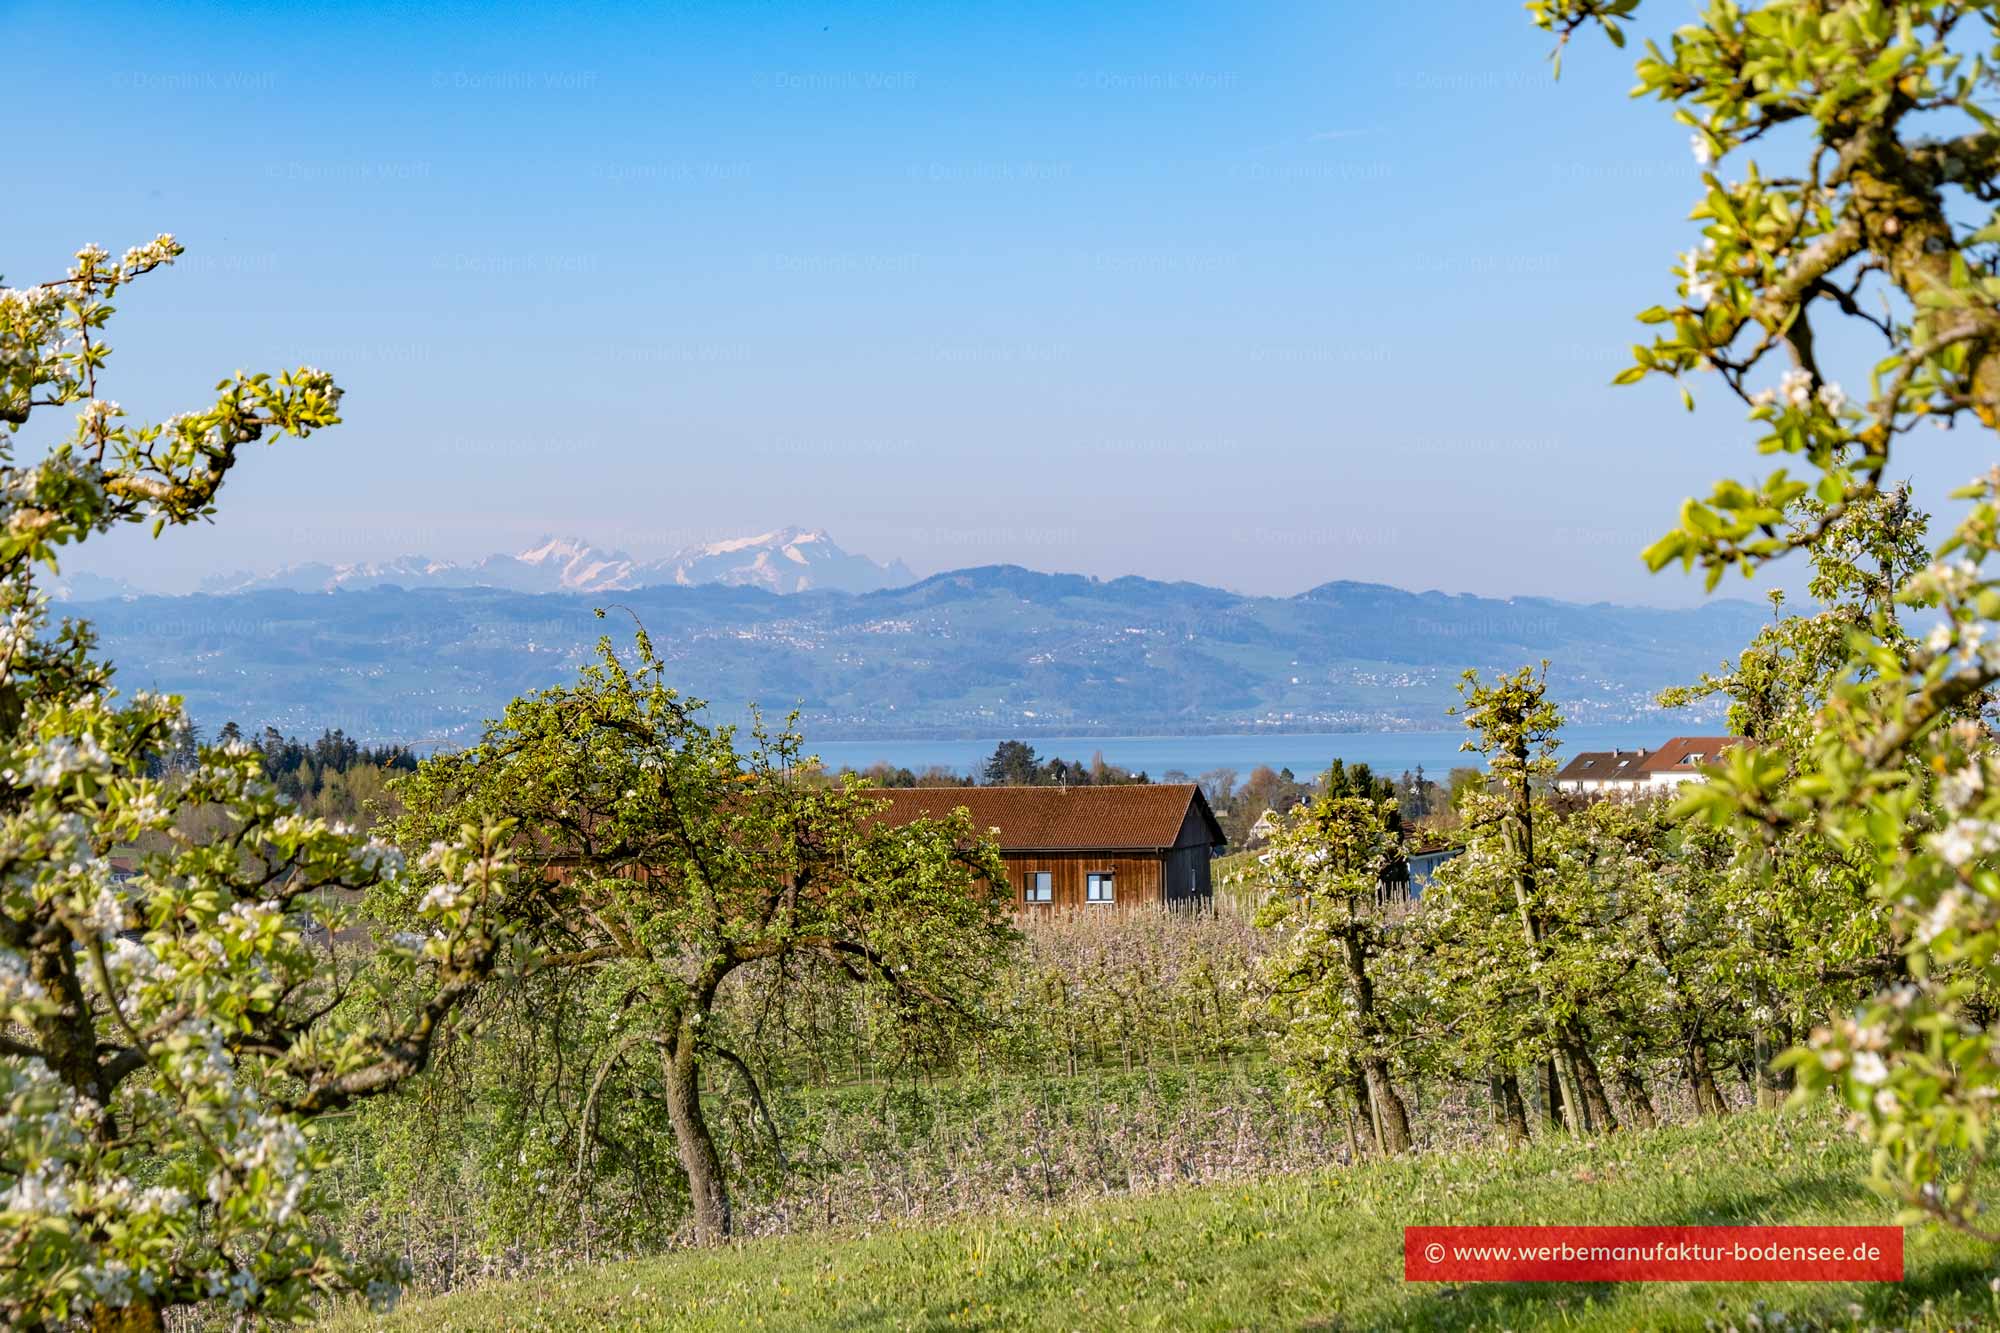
[1752,1012,1795,1110]
[1613,1065,1658,1131]
[1361,1055,1413,1155]
[1565,1034,1618,1133]
[662,1031,731,1241]
[1688,1035,1726,1117]
[1339,920,1411,1153]
[1348,1068,1379,1156]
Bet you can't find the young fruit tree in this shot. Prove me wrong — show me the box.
[1533,0,2000,1234]
[1249,794,1416,1154]
[0,242,520,1328]
[387,623,1018,1241]
[1452,666,1620,1134]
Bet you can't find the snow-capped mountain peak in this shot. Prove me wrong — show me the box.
[508,536,638,590]
[689,526,825,558]
[516,535,602,565]
[663,527,900,593]
[191,529,914,597]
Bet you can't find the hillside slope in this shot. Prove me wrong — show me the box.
[63,567,1769,746]
[328,1112,1993,1332]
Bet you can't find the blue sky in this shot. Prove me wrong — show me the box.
[6,0,1970,604]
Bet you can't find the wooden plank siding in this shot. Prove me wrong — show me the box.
[1004,852,1163,911]
[1163,801,1216,907]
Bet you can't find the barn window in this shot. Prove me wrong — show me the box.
[1086,872,1115,903]
[1024,871,1052,903]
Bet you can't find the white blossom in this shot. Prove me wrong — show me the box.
[1909,558,1983,602]
[3,732,111,787]
[133,1185,189,1216]
[1933,818,2000,869]
[85,884,129,940]
[418,882,464,914]
[105,936,160,982]
[3,1161,73,1217]
[1919,887,1967,945]
[0,949,46,1007]
[1780,367,1814,409]
[1683,249,1719,304]
[357,838,403,877]
[1940,761,1986,814]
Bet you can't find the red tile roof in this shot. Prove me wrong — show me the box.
[1556,738,1745,782]
[1637,736,1743,775]
[860,784,1225,852]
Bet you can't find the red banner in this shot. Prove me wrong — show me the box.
[1404,1226,1902,1283]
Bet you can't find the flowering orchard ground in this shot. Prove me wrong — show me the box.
[326,1110,2000,1332]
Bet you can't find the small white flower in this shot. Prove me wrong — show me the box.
[1918,887,1966,945]
[134,1185,190,1215]
[0,949,46,1007]
[1852,1051,1889,1086]
[1780,368,1814,409]
[1910,558,1983,602]
[1681,249,1721,305]
[3,1161,73,1217]
[1932,818,2000,869]
[3,732,112,788]
[417,882,463,914]
[1940,762,1986,814]
[1690,132,1713,167]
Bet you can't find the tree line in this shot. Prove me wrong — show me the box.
[850,738,1467,848]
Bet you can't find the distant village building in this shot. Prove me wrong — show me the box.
[1377,841,1462,905]
[1553,736,1745,795]
[862,783,1226,910]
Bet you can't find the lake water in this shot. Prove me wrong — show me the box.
[805,724,1659,781]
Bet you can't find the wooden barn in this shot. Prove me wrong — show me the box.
[861,783,1227,911]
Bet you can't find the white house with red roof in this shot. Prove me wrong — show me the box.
[1553,736,1745,795]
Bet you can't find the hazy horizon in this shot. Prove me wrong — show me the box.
[51,524,1793,610]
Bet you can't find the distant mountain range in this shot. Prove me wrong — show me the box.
[51,562,1767,748]
[185,527,915,597]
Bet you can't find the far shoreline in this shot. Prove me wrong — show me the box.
[799,722,1676,780]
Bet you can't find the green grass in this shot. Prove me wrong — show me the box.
[327,1111,2000,1331]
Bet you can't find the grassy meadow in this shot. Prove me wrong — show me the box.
[324,1110,2000,1332]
